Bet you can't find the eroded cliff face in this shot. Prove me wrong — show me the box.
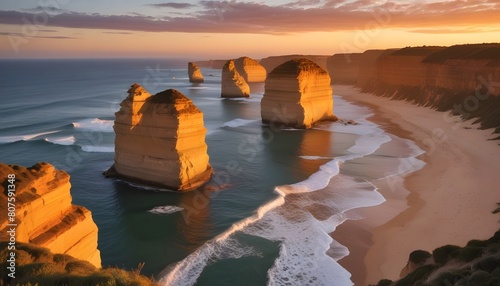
[0,162,101,268]
[327,44,500,133]
[188,62,204,83]
[261,58,336,129]
[221,60,250,98]
[110,84,212,191]
[326,53,362,84]
[233,56,267,83]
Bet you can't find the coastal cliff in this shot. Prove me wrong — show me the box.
[260,55,330,73]
[233,56,267,83]
[326,53,361,84]
[328,44,500,134]
[0,162,101,268]
[221,60,250,98]
[261,58,336,128]
[108,84,212,191]
[188,62,204,83]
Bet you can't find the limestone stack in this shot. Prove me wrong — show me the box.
[108,84,212,191]
[233,56,267,82]
[261,58,336,129]
[221,60,250,98]
[0,162,101,268]
[188,62,204,83]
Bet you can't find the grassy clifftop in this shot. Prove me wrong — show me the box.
[0,242,158,286]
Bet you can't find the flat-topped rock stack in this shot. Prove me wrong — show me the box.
[221,60,250,98]
[233,56,267,83]
[107,84,212,191]
[0,162,101,268]
[188,62,204,83]
[261,58,336,129]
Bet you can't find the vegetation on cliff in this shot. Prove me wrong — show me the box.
[0,242,157,286]
[372,229,500,286]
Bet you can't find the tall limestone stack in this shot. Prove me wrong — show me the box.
[261,58,336,129]
[221,60,250,98]
[108,84,212,191]
[233,56,267,82]
[0,162,101,268]
[188,62,204,83]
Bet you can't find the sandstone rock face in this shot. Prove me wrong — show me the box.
[260,55,330,74]
[110,84,212,191]
[233,56,267,82]
[0,162,101,268]
[261,58,336,129]
[188,62,204,83]
[326,53,362,84]
[221,60,250,98]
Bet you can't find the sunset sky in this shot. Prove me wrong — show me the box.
[0,0,499,59]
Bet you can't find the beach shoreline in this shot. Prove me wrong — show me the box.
[331,85,500,285]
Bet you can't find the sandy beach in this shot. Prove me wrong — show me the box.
[332,85,500,285]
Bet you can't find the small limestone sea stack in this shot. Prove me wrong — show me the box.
[233,56,267,83]
[221,60,250,98]
[261,58,337,128]
[188,62,204,83]
[106,84,212,191]
[0,162,101,268]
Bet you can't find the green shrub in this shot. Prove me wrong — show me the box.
[467,239,489,248]
[395,264,438,286]
[487,277,500,286]
[65,260,97,275]
[377,279,393,286]
[467,270,492,286]
[409,250,432,264]
[457,246,483,262]
[432,245,461,265]
[474,255,500,273]
[53,253,76,265]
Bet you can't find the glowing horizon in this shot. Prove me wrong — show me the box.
[1,0,499,59]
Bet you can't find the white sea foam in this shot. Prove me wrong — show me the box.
[300,155,336,160]
[149,205,184,215]
[160,94,424,286]
[80,145,114,153]
[44,135,75,146]
[160,238,263,286]
[221,118,260,128]
[0,130,59,143]
[72,118,114,132]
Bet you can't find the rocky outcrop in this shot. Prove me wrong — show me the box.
[108,84,212,191]
[188,62,204,83]
[261,58,336,128]
[0,162,101,268]
[221,60,250,98]
[326,53,362,84]
[233,56,267,82]
[260,55,330,74]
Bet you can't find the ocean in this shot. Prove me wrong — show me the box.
[0,59,424,285]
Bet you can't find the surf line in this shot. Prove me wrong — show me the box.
[161,132,392,286]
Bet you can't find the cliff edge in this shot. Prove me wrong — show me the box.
[0,162,101,268]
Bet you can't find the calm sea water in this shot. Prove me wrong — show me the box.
[0,59,424,285]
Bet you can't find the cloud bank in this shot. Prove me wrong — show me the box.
[0,0,498,34]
